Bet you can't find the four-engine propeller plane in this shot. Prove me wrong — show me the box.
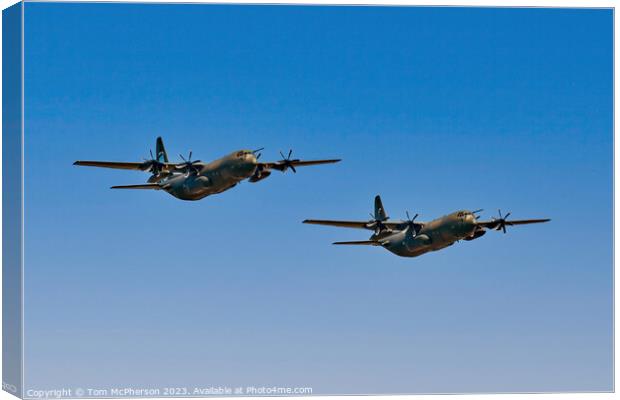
[74,137,341,201]
[75,137,550,259]
[303,195,550,258]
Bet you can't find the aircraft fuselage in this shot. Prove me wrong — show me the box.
[159,151,258,201]
[376,211,478,257]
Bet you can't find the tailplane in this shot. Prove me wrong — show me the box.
[333,240,384,246]
[111,183,161,190]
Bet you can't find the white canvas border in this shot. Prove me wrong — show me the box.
[0,1,614,400]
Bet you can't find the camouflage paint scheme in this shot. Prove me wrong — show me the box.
[304,196,550,258]
[74,137,340,201]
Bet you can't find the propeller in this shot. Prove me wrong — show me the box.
[405,211,419,236]
[279,149,300,173]
[492,209,512,233]
[472,209,483,220]
[143,149,165,175]
[249,147,264,161]
[366,213,387,234]
[178,151,202,175]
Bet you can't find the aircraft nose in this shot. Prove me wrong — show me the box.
[465,214,476,224]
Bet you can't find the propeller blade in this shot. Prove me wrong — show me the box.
[405,211,418,222]
[278,149,298,173]
[491,209,512,233]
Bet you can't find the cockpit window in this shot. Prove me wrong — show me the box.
[236,150,253,158]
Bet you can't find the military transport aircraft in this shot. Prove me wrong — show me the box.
[74,137,341,201]
[303,195,550,258]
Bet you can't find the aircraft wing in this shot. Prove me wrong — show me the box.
[303,219,370,229]
[477,218,551,229]
[74,160,178,172]
[260,158,341,172]
[303,219,420,230]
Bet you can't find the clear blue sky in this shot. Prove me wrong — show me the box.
[23,4,612,394]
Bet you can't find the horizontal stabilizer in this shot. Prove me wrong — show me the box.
[110,184,161,190]
[332,240,383,246]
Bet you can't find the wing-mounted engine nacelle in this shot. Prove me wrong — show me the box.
[405,233,432,251]
[195,176,211,187]
[464,228,486,241]
[249,168,271,183]
[147,172,169,183]
[413,234,432,246]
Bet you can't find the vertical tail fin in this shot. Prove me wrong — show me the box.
[374,195,388,221]
[156,137,169,163]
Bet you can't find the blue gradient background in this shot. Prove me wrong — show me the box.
[23,4,612,394]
